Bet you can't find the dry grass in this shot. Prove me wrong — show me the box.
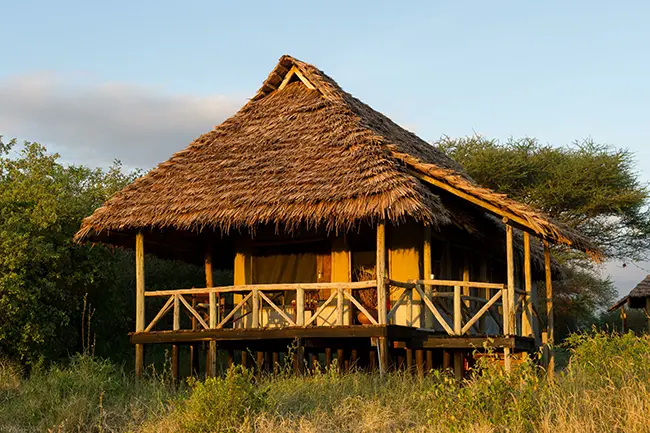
[1,332,648,433]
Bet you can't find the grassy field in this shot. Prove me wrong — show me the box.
[1,332,649,433]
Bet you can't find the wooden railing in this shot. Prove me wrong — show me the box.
[388,279,538,338]
[142,281,377,332]
[140,278,538,339]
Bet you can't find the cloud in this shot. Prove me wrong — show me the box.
[0,72,243,168]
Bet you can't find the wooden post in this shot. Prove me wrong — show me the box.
[135,233,145,378]
[544,240,554,378]
[377,221,387,325]
[377,221,388,376]
[454,352,464,382]
[337,287,344,326]
[646,298,650,333]
[415,349,424,377]
[463,252,470,308]
[506,224,516,336]
[426,350,433,372]
[453,285,462,335]
[479,257,489,333]
[522,232,533,337]
[423,226,433,328]
[205,243,217,377]
[172,294,180,383]
[325,348,332,368]
[252,288,259,328]
[406,348,413,372]
[296,288,305,327]
[337,348,345,371]
[272,352,279,374]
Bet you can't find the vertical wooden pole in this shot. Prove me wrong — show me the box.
[296,288,305,327]
[522,232,533,337]
[205,242,217,377]
[544,240,554,378]
[415,349,424,377]
[272,352,279,374]
[135,233,145,378]
[426,350,433,372]
[172,294,180,383]
[479,257,489,333]
[454,351,464,382]
[443,350,451,371]
[423,225,433,328]
[462,252,470,308]
[336,287,344,326]
[506,224,516,336]
[406,348,413,372]
[453,285,462,335]
[337,348,345,371]
[646,298,650,333]
[377,221,388,376]
[252,288,260,328]
[377,221,387,325]
[325,348,332,368]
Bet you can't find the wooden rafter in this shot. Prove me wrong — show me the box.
[278,65,316,91]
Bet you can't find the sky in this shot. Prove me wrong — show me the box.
[1,0,649,295]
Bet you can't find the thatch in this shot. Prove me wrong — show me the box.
[75,55,599,259]
[609,274,650,311]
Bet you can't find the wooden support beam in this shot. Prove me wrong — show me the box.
[479,257,489,332]
[378,337,389,375]
[426,350,433,372]
[272,352,279,374]
[415,349,424,377]
[135,232,145,378]
[296,288,305,327]
[325,347,332,368]
[522,232,533,337]
[406,348,413,372]
[506,224,516,336]
[377,221,387,326]
[423,226,433,328]
[453,285,462,335]
[337,348,345,371]
[463,252,471,308]
[206,242,217,377]
[172,294,180,384]
[544,240,554,378]
[454,351,464,382]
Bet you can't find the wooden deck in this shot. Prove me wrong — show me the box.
[130,324,535,352]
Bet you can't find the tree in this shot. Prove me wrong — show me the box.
[437,136,649,335]
[0,137,210,365]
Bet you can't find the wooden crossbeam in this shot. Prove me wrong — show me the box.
[144,295,174,332]
[178,295,209,329]
[217,292,252,329]
[414,284,454,335]
[145,281,376,297]
[462,291,503,334]
[258,291,296,326]
[387,289,410,322]
[304,290,338,327]
[343,290,378,325]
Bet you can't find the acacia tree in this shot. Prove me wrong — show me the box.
[438,136,650,335]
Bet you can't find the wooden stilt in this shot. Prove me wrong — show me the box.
[337,348,345,371]
[272,352,279,374]
[205,242,218,378]
[416,349,424,377]
[378,336,389,375]
[522,232,533,337]
[426,350,433,372]
[296,339,305,375]
[325,347,332,368]
[423,226,433,328]
[369,348,377,371]
[172,293,180,384]
[406,348,413,372]
[454,351,464,382]
[135,232,145,379]
[443,350,451,371]
[241,350,248,369]
[351,348,358,369]
[544,241,554,378]
[256,351,265,376]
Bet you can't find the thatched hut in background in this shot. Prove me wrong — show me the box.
[76,55,599,379]
[609,274,650,332]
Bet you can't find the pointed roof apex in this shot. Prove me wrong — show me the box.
[253,55,346,102]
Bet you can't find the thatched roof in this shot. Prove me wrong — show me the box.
[609,274,650,311]
[75,55,600,259]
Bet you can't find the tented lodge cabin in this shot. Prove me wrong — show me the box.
[75,55,600,379]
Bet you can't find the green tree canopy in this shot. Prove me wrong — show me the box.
[437,136,649,335]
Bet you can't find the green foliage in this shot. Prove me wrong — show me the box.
[171,366,269,433]
[438,135,650,260]
[437,135,646,333]
[0,137,212,366]
[4,333,650,432]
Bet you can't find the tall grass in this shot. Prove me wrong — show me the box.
[1,332,649,432]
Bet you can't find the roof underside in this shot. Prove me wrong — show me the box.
[75,55,600,260]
